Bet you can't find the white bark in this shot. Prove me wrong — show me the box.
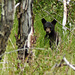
[2,55,8,71]
[52,56,75,71]
[27,0,33,48]
[1,0,4,21]
[28,0,32,27]
[67,0,71,5]
[17,0,33,60]
[62,0,67,31]
[22,0,33,48]
[15,3,20,9]
[63,57,75,71]
[28,26,33,48]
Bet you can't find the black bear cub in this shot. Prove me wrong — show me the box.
[41,18,59,49]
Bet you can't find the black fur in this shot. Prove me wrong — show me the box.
[41,18,59,49]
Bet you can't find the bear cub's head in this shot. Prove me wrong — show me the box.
[41,18,57,35]
[41,18,59,49]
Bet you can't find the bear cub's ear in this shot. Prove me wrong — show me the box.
[51,19,57,26]
[41,18,47,25]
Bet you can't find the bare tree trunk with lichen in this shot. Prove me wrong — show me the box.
[0,0,15,60]
[15,0,34,63]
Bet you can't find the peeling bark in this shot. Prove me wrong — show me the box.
[15,0,34,61]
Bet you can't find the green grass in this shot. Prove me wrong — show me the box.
[33,10,75,75]
[0,1,75,75]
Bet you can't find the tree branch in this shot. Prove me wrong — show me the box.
[63,57,75,71]
[52,56,75,71]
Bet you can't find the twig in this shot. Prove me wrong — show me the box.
[62,64,75,67]
[63,57,75,71]
[0,67,14,70]
[51,59,64,70]
[0,47,47,58]
[9,38,15,49]
[42,9,62,26]
[52,56,75,71]
[51,63,58,70]
[0,62,8,64]
[15,3,20,9]
[31,60,40,74]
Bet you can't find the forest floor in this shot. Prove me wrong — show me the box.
[0,1,75,75]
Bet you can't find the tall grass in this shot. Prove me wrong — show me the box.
[0,1,75,75]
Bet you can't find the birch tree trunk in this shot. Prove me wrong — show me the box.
[62,0,71,33]
[0,0,15,60]
[62,0,67,32]
[15,0,33,60]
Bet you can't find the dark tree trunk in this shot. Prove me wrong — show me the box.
[0,0,15,60]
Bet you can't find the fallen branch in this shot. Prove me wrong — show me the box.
[62,64,75,67]
[52,56,75,71]
[63,57,75,71]
[51,59,64,70]
[0,47,47,58]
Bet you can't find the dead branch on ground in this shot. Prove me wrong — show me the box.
[52,56,75,71]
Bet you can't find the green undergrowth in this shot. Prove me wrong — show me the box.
[0,1,75,75]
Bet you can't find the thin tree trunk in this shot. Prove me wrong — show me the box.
[0,0,15,60]
[62,0,67,32]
